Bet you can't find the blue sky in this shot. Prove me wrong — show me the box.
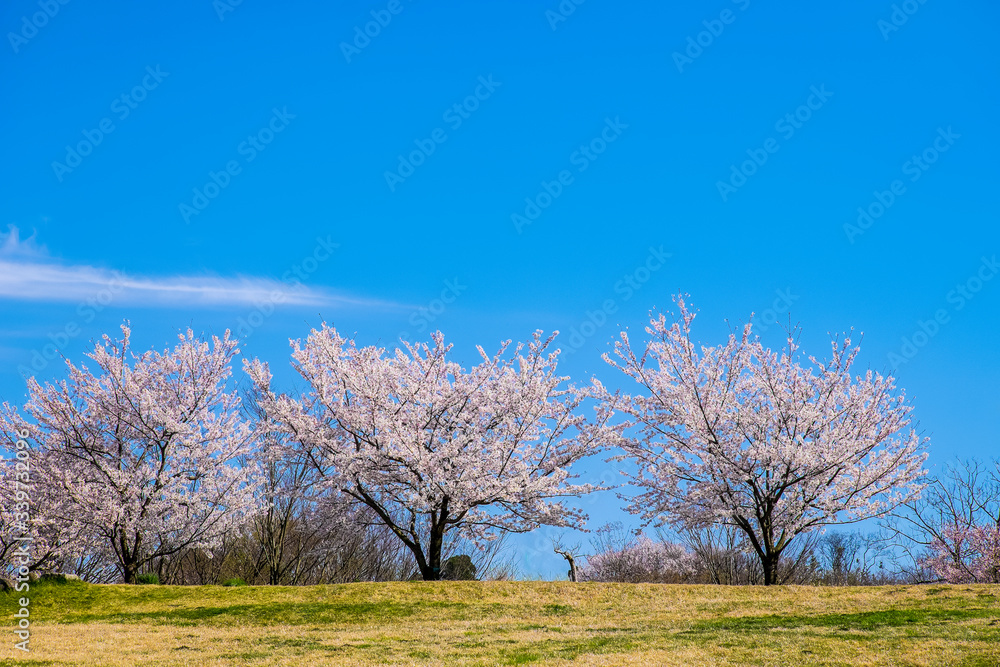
[1,0,998,578]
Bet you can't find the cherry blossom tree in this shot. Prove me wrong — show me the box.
[887,459,1000,583]
[0,325,258,584]
[579,524,696,583]
[247,326,607,580]
[0,451,103,579]
[923,524,1000,583]
[598,296,927,585]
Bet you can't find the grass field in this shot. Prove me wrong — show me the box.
[2,579,998,666]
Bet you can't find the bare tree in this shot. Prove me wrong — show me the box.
[816,531,892,586]
[552,537,582,582]
[683,525,763,585]
[682,524,822,585]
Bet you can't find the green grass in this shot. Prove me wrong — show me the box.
[1,578,999,666]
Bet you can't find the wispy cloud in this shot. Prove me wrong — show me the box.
[0,225,47,258]
[0,225,394,309]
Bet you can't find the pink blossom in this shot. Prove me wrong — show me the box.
[923,524,1000,583]
[0,324,258,583]
[596,295,927,585]
[247,327,609,580]
[579,537,696,583]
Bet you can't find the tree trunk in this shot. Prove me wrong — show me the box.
[417,502,449,581]
[412,547,443,580]
[422,516,446,581]
[553,548,578,582]
[732,514,784,586]
[761,552,779,586]
[119,529,142,584]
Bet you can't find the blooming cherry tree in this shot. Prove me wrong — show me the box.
[599,296,927,585]
[0,325,258,583]
[0,452,102,579]
[923,524,1000,583]
[579,536,696,584]
[890,459,1000,583]
[247,327,606,580]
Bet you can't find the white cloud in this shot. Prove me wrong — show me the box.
[0,224,47,258]
[0,226,393,309]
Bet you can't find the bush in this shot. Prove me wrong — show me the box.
[580,535,696,584]
[221,577,248,587]
[441,555,477,581]
[136,573,160,585]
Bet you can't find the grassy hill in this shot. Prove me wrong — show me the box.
[2,579,998,666]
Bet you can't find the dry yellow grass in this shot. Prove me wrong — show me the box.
[2,580,998,666]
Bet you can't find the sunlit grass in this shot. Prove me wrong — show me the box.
[1,579,998,665]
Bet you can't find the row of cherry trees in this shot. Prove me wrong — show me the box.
[2,296,990,585]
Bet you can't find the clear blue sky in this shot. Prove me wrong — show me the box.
[1,0,998,578]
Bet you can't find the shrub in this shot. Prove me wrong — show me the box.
[136,573,160,585]
[579,537,696,583]
[221,577,248,587]
[441,555,477,580]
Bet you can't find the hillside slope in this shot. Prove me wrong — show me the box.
[2,580,998,666]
